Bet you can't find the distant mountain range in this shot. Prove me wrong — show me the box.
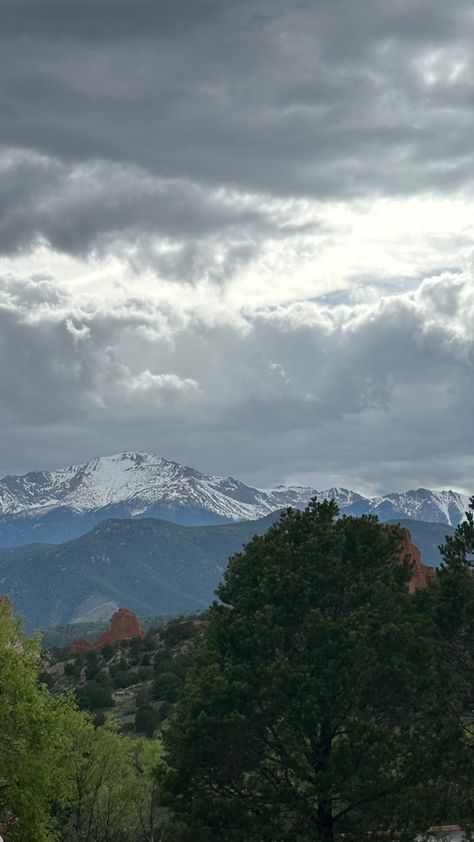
[0,514,454,630]
[0,451,469,547]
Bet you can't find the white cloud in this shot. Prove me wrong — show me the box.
[0,268,472,493]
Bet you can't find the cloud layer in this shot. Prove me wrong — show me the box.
[0,0,473,492]
[1,269,472,492]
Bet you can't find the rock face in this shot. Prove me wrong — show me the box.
[71,607,145,653]
[398,528,436,591]
[97,608,145,646]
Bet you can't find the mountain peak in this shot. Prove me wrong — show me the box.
[0,451,469,547]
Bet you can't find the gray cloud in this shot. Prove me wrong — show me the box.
[2,0,474,220]
[1,0,474,493]
[0,149,315,279]
[0,271,472,492]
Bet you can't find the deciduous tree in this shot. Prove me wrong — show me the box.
[0,602,85,842]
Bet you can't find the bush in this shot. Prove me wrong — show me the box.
[135,705,160,737]
[136,666,153,682]
[112,670,137,689]
[163,621,196,649]
[159,700,173,722]
[39,670,54,690]
[110,657,128,676]
[100,643,115,660]
[64,659,83,679]
[151,671,182,702]
[76,680,114,711]
[136,688,151,707]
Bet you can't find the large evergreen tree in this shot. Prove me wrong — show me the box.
[161,501,471,842]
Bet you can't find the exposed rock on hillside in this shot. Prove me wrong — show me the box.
[71,608,145,652]
[398,528,436,592]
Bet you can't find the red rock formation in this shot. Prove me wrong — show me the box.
[397,528,436,592]
[70,607,145,653]
[96,608,145,646]
[70,636,94,653]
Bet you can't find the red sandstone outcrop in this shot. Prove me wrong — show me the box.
[70,636,94,654]
[397,528,436,592]
[97,608,145,646]
[70,608,145,653]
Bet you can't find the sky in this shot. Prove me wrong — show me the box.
[1,0,474,494]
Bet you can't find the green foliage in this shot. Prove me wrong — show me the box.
[59,724,171,842]
[100,642,115,660]
[111,668,137,689]
[0,602,196,841]
[152,671,182,702]
[135,665,154,682]
[135,705,160,737]
[440,494,474,567]
[64,658,83,679]
[136,687,151,707]
[76,679,114,711]
[0,602,88,842]
[163,620,197,649]
[161,501,474,842]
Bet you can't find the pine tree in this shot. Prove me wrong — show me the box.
[161,501,470,841]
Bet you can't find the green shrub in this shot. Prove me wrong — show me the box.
[64,659,83,679]
[76,680,114,711]
[163,621,196,649]
[151,671,181,702]
[112,670,137,689]
[135,705,160,737]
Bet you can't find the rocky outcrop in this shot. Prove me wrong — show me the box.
[97,608,145,646]
[71,607,145,653]
[398,528,436,592]
[70,636,95,653]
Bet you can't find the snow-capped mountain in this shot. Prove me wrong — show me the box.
[0,451,272,521]
[0,451,469,548]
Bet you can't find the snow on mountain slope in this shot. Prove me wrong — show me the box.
[0,451,469,527]
[0,452,271,521]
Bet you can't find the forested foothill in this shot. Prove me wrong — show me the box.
[2,499,474,841]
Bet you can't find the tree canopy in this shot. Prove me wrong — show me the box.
[0,601,84,842]
[161,500,474,842]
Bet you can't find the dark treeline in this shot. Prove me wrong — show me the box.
[2,498,474,841]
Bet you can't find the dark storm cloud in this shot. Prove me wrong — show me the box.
[1,0,474,262]
[0,0,237,41]
[0,149,311,278]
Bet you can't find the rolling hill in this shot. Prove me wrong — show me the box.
[0,513,453,630]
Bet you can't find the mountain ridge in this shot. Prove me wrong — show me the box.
[0,513,453,630]
[0,451,468,547]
